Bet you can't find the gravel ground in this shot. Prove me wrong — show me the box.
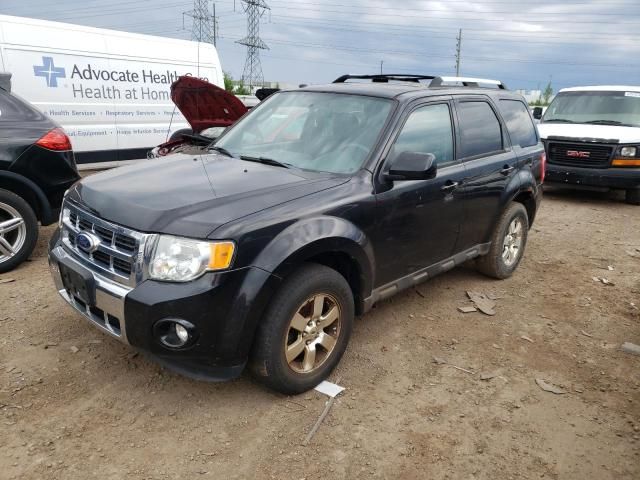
[1,188,639,480]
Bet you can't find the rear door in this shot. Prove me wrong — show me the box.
[454,97,519,250]
[496,98,543,183]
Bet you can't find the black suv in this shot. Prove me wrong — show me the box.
[48,74,544,394]
[0,73,79,272]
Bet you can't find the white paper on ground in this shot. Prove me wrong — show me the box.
[314,381,345,398]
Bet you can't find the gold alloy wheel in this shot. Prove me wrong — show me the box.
[285,294,341,374]
[502,217,524,267]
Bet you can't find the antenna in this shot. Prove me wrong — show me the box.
[455,28,462,76]
[237,0,270,90]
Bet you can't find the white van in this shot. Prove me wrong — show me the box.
[0,15,223,167]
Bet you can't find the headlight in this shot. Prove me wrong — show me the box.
[620,146,637,157]
[149,235,235,282]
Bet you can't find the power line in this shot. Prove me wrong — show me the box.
[184,0,219,46]
[237,0,270,89]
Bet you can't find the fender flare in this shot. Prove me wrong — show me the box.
[252,216,375,304]
[0,171,54,224]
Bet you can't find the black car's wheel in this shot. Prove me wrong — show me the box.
[250,263,354,395]
[0,189,38,273]
[476,202,529,279]
[626,189,640,206]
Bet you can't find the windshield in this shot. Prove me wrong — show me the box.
[542,91,640,127]
[215,91,394,174]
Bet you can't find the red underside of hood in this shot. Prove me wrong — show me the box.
[170,76,248,133]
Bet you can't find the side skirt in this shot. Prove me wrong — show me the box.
[362,243,491,312]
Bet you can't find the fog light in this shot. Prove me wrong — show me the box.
[175,324,189,343]
[154,319,197,349]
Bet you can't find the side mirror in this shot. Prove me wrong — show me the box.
[387,152,437,181]
[532,107,543,120]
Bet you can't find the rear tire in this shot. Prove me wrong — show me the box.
[0,189,38,273]
[626,189,640,205]
[250,263,354,395]
[476,202,529,279]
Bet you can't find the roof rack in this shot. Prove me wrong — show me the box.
[332,74,507,90]
[333,74,436,83]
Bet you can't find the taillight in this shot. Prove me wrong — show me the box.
[540,151,546,184]
[35,128,72,151]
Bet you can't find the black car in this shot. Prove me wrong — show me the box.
[48,74,544,394]
[0,73,79,272]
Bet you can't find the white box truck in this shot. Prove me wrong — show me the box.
[0,14,224,167]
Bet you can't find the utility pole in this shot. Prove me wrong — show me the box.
[184,0,218,46]
[237,0,270,90]
[455,28,462,76]
[380,60,383,75]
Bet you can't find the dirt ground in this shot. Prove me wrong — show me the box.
[1,188,639,480]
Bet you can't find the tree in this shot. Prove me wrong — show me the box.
[235,82,251,95]
[223,72,235,92]
[541,81,554,105]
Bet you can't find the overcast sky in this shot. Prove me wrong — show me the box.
[2,0,639,91]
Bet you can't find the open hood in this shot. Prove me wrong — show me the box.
[170,76,248,133]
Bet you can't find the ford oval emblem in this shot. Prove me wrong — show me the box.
[76,232,101,254]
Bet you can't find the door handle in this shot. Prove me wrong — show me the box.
[500,165,515,175]
[441,181,459,192]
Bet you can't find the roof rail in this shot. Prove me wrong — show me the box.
[429,76,508,89]
[333,74,436,83]
[332,74,507,90]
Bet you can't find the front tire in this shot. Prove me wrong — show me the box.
[626,189,640,205]
[0,189,38,273]
[250,263,354,395]
[476,202,529,279]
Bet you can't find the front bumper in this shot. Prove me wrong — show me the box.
[546,164,640,191]
[48,230,279,381]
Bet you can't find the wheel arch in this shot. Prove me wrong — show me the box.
[0,171,54,224]
[252,217,375,315]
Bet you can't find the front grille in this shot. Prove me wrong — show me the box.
[547,142,613,168]
[62,203,144,286]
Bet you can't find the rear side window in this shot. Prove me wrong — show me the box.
[457,101,503,158]
[498,99,538,148]
[0,91,38,122]
[390,103,455,166]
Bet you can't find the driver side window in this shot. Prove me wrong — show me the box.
[391,103,455,166]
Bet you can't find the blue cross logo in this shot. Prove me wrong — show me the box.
[33,56,66,87]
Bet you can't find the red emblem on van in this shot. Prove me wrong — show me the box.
[566,150,590,158]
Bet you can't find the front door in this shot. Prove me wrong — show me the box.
[373,101,466,286]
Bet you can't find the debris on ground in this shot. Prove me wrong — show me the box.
[314,380,345,398]
[457,306,477,313]
[520,335,534,343]
[621,342,640,356]
[466,291,497,316]
[0,278,16,284]
[580,330,593,338]
[432,356,474,374]
[70,346,79,354]
[535,378,568,395]
[592,276,615,286]
[480,371,499,381]
[303,379,344,446]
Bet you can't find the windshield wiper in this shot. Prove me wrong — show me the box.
[543,118,575,123]
[584,119,635,127]
[209,145,236,158]
[240,155,290,169]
